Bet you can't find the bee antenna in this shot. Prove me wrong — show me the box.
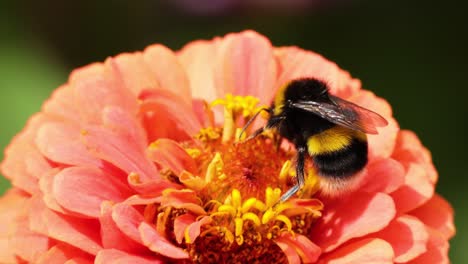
[239,108,270,140]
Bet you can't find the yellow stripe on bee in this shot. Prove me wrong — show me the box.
[307,126,366,155]
[273,82,290,115]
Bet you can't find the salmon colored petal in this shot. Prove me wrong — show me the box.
[184,216,212,244]
[409,228,449,264]
[393,130,438,184]
[123,195,161,206]
[391,163,434,214]
[178,39,219,101]
[0,189,30,263]
[53,166,132,218]
[139,89,202,140]
[360,158,405,194]
[350,91,398,159]
[36,122,100,167]
[410,194,455,240]
[274,46,359,98]
[127,173,182,196]
[95,249,162,264]
[214,30,277,104]
[109,53,160,96]
[82,125,158,182]
[101,106,148,151]
[39,168,72,214]
[275,239,301,264]
[161,189,206,215]
[312,192,396,252]
[373,215,429,262]
[99,202,147,253]
[1,114,52,194]
[36,243,93,264]
[29,196,102,255]
[143,44,192,103]
[42,85,80,123]
[147,138,197,175]
[64,258,93,264]
[276,233,321,263]
[70,62,137,124]
[139,222,189,259]
[319,238,394,264]
[112,203,145,244]
[173,213,196,244]
[10,218,51,262]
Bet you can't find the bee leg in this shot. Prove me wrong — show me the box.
[279,146,306,202]
[243,126,265,141]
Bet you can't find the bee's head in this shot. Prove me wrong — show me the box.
[284,78,330,103]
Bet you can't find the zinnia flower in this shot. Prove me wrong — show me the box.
[0,31,454,263]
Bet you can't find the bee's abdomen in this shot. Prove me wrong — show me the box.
[307,126,368,178]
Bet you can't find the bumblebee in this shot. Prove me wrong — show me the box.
[243,78,388,202]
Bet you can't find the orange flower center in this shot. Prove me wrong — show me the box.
[156,95,323,263]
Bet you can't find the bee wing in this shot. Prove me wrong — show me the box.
[290,96,388,134]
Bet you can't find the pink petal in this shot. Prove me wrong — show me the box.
[391,164,434,214]
[42,84,80,123]
[147,138,197,175]
[373,215,429,262]
[70,61,138,124]
[112,203,146,244]
[173,214,196,244]
[1,114,52,194]
[64,258,93,264]
[392,130,437,184]
[276,233,321,263]
[214,30,277,104]
[10,218,51,262]
[0,189,31,263]
[123,195,162,206]
[312,192,396,252]
[127,173,182,196]
[160,189,206,215]
[350,90,398,159]
[82,124,158,183]
[139,89,201,140]
[99,202,147,253]
[139,222,189,259]
[29,196,102,255]
[101,106,148,152]
[35,121,101,167]
[184,216,212,244]
[410,194,455,240]
[39,168,69,214]
[53,166,132,218]
[274,46,359,98]
[360,158,405,194]
[319,238,394,264]
[178,39,220,102]
[37,243,93,264]
[409,228,449,264]
[95,249,162,264]
[275,239,301,264]
[143,44,192,103]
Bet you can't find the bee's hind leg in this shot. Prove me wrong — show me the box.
[279,145,306,202]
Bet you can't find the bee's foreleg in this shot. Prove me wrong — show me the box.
[279,145,306,202]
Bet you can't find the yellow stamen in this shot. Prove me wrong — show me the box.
[275,215,293,232]
[185,148,201,158]
[205,152,225,183]
[279,160,292,182]
[242,212,261,226]
[241,197,258,213]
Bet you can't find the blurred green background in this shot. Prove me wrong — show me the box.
[1,0,466,262]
